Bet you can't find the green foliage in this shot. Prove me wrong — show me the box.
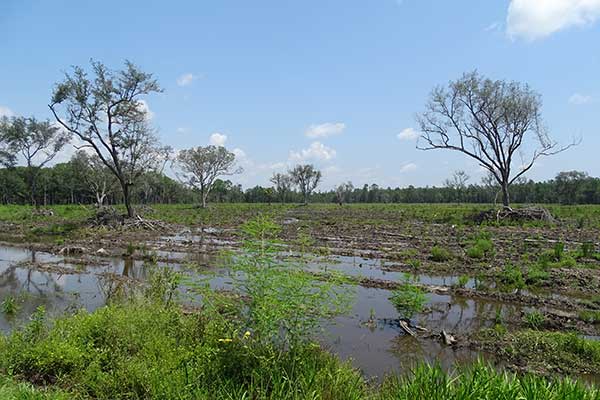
[466,231,495,259]
[144,265,181,307]
[0,301,367,399]
[389,277,427,318]
[456,275,470,288]
[191,214,353,349]
[498,264,525,290]
[376,361,600,400]
[525,266,550,286]
[1,295,20,316]
[430,246,453,262]
[554,242,565,261]
[0,376,70,399]
[523,310,545,329]
[579,310,600,324]
[580,242,595,259]
[482,329,600,376]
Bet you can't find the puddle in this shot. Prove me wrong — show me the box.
[322,285,519,378]
[307,255,476,288]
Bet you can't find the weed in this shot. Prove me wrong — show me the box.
[523,310,545,329]
[430,246,453,262]
[1,295,19,316]
[579,310,600,324]
[498,264,525,290]
[389,278,427,319]
[456,275,470,288]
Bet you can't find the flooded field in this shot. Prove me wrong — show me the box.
[2,221,597,380]
[2,204,600,400]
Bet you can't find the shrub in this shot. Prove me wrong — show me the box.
[498,264,525,290]
[389,280,427,319]
[430,246,453,262]
[523,310,545,329]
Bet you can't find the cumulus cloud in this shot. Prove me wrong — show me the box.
[176,73,197,87]
[399,162,417,173]
[289,141,337,162]
[397,127,419,141]
[209,132,228,146]
[569,93,592,105]
[232,147,246,159]
[0,105,14,118]
[507,0,600,40]
[305,122,345,138]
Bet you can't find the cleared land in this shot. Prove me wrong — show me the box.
[1,203,600,398]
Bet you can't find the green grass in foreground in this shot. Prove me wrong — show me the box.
[1,302,599,400]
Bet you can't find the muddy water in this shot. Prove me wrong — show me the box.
[0,243,525,378]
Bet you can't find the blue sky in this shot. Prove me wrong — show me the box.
[1,0,599,189]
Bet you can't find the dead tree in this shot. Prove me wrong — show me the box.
[417,71,577,208]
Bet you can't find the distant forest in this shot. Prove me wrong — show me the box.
[0,163,597,206]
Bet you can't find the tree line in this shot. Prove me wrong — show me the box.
[0,61,581,215]
[0,158,598,206]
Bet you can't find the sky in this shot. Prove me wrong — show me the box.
[0,0,599,190]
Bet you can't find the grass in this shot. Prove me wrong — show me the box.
[389,278,427,318]
[2,303,600,399]
[430,246,454,262]
[376,362,600,400]
[479,328,600,376]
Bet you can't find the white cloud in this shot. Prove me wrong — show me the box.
[305,122,345,138]
[569,93,592,105]
[399,162,417,173]
[289,141,337,162]
[136,100,154,120]
[507,0,600,40]
[176,73,197,87]
[232,147,246,159]
[0,105,14,118]
[209,132,228,146]
[397,127,419,141]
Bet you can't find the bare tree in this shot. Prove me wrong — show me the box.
[335,181,354,205]
[176,145,242,208]
[0,116,70,206]
[289,164,321,204]
[444,170,470,203]
[49,60,166,218]
[417,71,577,208]
[270,172,292,203]
[71,151,117,206]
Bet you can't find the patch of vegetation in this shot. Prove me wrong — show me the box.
[525,266,550,286]
[376,361,599,400]
[1,295,20,316]
[478,329,600,376]
[465,232,494,259]
[498,264,525,290]
[430,246,454,262]
[523,310,545,329]
[389,277,427,318]
[579,310,600,324]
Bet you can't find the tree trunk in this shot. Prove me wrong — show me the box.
[501,181,510,208]
[121,181,134,218]
[201,187,207,208]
